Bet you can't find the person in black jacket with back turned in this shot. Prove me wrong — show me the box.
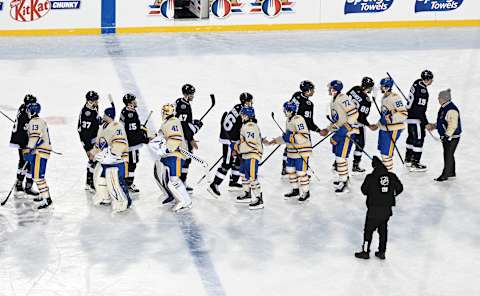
[355,156,403,260]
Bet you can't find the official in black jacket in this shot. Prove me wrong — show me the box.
[355,156,403,260]
[10,94,39,197]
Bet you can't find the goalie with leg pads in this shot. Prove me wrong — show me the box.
[149,104,192,213]
[92,106,131,212]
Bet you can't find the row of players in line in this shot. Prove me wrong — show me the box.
[6,71,461,211]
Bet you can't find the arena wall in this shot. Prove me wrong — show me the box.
[0,0,478,36]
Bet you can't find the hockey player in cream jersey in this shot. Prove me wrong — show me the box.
[320,80,359,194]
[373,78,408,171]
[24,102,53,209]
[266,101,312,202]
[92,105,132,212]
[150,103,192,213]
[234,107,265,210]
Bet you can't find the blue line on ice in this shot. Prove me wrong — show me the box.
[102,35,226,296]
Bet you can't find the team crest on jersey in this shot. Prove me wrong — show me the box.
[98,137,108,150]
[181,104,186,109]
[211,0,244,18]
[85,110,91,116]
[415,0,463,13]
[148,0,174,19]
[128,113,134,118]
[249,0,294,17]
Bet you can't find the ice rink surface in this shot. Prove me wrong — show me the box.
[0,27,479,296]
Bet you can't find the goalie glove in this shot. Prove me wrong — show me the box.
[149,134,168,158]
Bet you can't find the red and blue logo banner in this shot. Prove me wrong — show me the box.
[249,0,294,17]
[148,0,174,19]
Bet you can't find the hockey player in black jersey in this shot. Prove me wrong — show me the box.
[120,93,153,193]
[10,94,39,197]
[405,70,434,171]
[175,84,203,191]
[281,80,320,175]
[208,92,253,197]
[346,77,377,173]
[77,91,101,192]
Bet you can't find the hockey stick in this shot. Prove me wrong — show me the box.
[259,144,281,166]
[1,136,42,206]
[259,131,334,167]
[196,155,223,185]
[312,131,335,149]
[178,147,208,168]
[1,162,28,206]
[271,112,321,182]
[199,94,216,122]
[371,96,404,164]
[325,117,373,160]
[0,109,63,156]
[143,110,153,126]
[0,110,14,122]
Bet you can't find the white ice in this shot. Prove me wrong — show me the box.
[0,28,479,296]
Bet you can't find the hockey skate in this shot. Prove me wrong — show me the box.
[162,194,175,204]
[227,181,243,192]
[249,195,264,210]
[354,250,370,259]
[207,183,221,198]
[129,184,140,193]
[335,181,350,194]
[236,191,251,203]
[24,186,39,197]
[298,191,310,203]
[352,163,366,174]
[173,200,192,213]
[14,181,25,198]
[409,162,427,172]
[284,188,300,200]
[35,197,53,210]
[375,251,386,260]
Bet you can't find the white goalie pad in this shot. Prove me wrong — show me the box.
[168,177,192,210]
[105,167,129,213]
[93,163,110,205]
[154,160,170,197]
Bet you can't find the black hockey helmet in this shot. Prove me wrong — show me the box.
[421,70,434,81]
[361,77,374,89]
[239,92,253,104]
[24,94,37,105]
[300,80,315,93]
[123,93,137,105]
[182,84,196,96]
[86,91,99,101]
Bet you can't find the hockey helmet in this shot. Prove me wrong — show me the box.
[123,93,137,105]
[24,94,37,105]
[182,84,196,96]
[240,92,253,105]
[283,101,297,114]
[240,106,255,119]
[162,103,175,119]
[361,77,375,90]
[300,80,315,93]
[328,80,343,93]
[421,70,434,81]
[86,91,99,101]
[26,102,41,116]
[380,77,394,91]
